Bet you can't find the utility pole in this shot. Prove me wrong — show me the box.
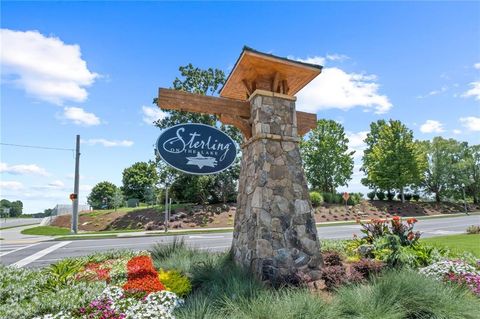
[71,135,80,234]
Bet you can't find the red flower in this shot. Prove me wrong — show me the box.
[123,255,164,294]
[407,232,415,241]
[81,262,111,282]
[407,218,418,224]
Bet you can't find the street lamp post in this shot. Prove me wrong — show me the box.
[461,183,468,215]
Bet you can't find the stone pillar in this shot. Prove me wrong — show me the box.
[232,90,323,285]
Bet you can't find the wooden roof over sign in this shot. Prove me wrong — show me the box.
[220,47,323,101]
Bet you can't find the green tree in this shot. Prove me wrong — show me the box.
[465,145,480,203]
[143,186,156,206]
[154,64,241,204]
[362,120,427,202]
[112,188,125,211]
[10,200,23,217]
[361,120,387,190]
[301,119,354,193]
[1,200,23,217]
[88,181,118,209]
[421,137,465,202]
[122,161,158,202]
[454,144,480,204]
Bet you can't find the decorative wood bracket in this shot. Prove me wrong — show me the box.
[219,114,252,140]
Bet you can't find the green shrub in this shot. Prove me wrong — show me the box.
[321,239,349,255]
[43,258,84,290]
[413,194,420,201]
[322,192,333,204]
[190,253,264,298]
[158,268,192,297]
[333,193,343,204]
[347,193,362,205]
[387,191,395,201]
[150,238,186,262]
[0,266,105,319]
[333,268,480,319]
[367,191,376,200]
[150,239,214,275]
[309,191,323,207]
[466,225,480,234]
[216,289,334,319]
[376,192,386,200]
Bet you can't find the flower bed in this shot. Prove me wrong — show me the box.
[420,260,480,296]
[0,250,191,319]
[2,226,479,319]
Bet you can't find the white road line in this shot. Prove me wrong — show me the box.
[0,243,41,257]
[197,245,230,250]
[0,243,29,249]
[188,235,226,239]
[12,241,72,268]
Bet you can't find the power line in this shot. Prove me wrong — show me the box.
[0,142,74,152]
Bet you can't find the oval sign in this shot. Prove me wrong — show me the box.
[156,123,237,175]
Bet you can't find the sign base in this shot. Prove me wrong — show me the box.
[232,92,323,285]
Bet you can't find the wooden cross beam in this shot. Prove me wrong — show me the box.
[157,88,317,139]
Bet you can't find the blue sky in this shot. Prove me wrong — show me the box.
[1,2,479,213]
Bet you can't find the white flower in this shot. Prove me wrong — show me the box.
[419,260,479,280]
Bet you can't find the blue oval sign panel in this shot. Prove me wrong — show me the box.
[156,123,237,175]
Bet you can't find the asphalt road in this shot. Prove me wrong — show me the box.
[1,215,478,269]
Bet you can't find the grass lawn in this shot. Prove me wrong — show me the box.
[422,234,480,257]
[21,225,72,236]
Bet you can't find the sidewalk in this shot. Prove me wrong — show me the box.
[0,225,54,244]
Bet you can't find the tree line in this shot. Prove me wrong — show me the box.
[302,119,479,204]
[87,63,479,209]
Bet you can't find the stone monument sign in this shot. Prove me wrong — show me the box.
[157,47,324,283]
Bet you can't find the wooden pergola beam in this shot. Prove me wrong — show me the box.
[157,88,317,137]
[158,88,251,118]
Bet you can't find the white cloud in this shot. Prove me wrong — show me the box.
[0,181,24,191]
[420,120,444,133]
[294,54,349,66]
[62,106,101,126]
[297,66,392,114]
[0,162,49,176]
[474,63,480,70]
[325,54,349,62]
[452,129,462,135]
[462,81,480,101]
[417,86,448,99]
[48,180,65,188]
[346,131,368,159]
[295,56,326,66]
[0,29,98,105]
[82,138,134,147]
[460,116,480,131]
[142,105,167,125]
